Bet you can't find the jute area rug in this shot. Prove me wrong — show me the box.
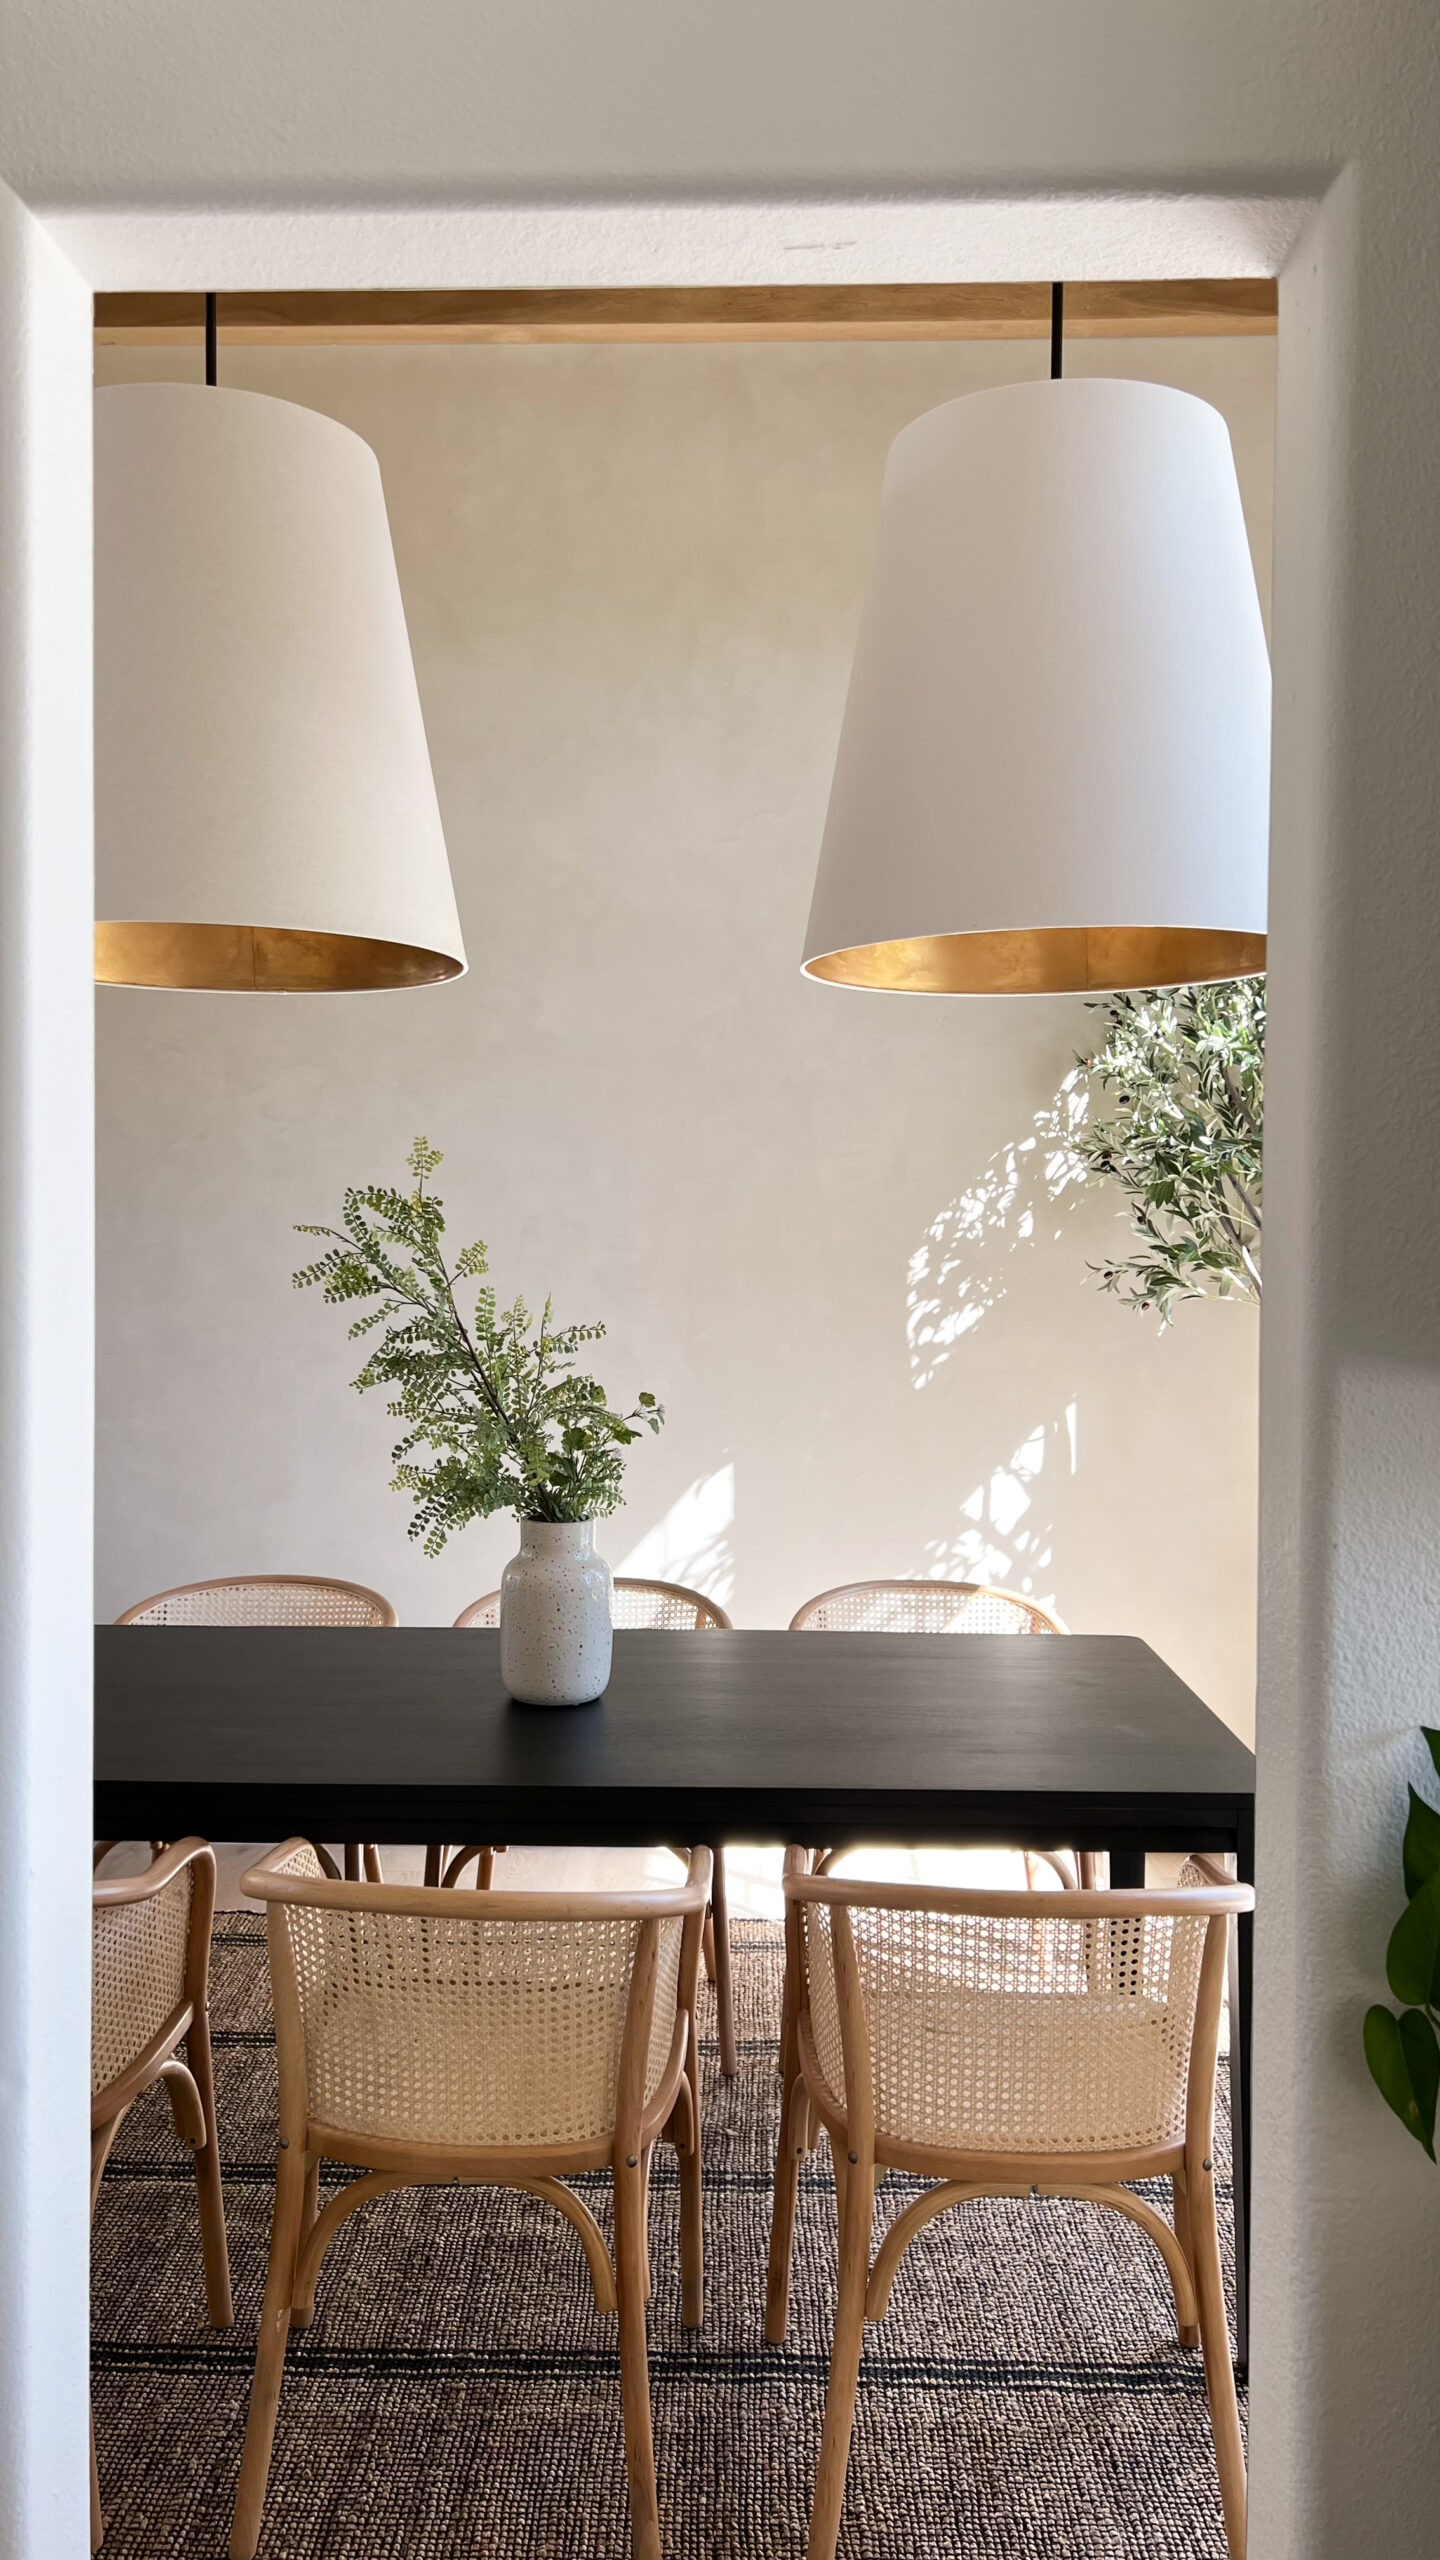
[92,1916,1242,2557]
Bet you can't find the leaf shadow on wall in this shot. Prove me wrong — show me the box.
[618,1462,736,1612]
[907,1074,1096,1616]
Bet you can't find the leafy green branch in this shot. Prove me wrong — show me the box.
[1364,1728,1440,2159]
[294,1138,663,1551]
[1073,977,1264,1323]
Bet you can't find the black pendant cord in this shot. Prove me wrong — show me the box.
[1050,281,1064,380]
[204,291,218,387]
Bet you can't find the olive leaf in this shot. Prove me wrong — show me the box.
[1075,977,1263,1322]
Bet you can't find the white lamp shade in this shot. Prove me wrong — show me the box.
[803,377,1270,994]
[95,383,466,991]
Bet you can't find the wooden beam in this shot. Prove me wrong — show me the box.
[94,280,1277,348]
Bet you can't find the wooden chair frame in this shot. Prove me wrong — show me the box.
[766,1853,1251,2560]
[787,1576,1069,1637]
[116,1573,397,1882]
[228,1843,713,2560]
[789,1577,1090,1891]
[447,1579,739,2075]
[91,1838,232,2549]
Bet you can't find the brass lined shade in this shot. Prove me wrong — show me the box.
[95,922,464,993]
[804,379,1271,997]
[95,384,466,994]
[804,927,1267,996]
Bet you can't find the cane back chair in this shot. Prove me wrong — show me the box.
[116,1574,397,1882]
[789,1577,1086,1890]
[447,1579,739,2075]
[228,1842,712,2560]
[767,1856,1251,2560]
[91,1840,232,2549]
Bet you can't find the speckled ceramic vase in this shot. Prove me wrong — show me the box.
[499,1520,614,1706]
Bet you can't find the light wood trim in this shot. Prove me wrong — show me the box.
[773,1870,1250,2560]
[230,1851,708,2560]
[864,2175,1198,2331]
[94,281,1277,348]
[116,1572,398,1626]
[787,1872,1254,1920]
[241,1836,709,1921]
[789,1577,1069,1635]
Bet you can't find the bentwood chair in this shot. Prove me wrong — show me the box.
[116,1574,398,1882]
[449,1580,739,2075]
[789,1578,1086,1890]
[228,1842,711,2560]
[91,1840,232,2549]
[767,1857,1251,2560]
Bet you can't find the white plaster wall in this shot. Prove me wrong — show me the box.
[93,332,1272,1740]
[0,181,94,2560]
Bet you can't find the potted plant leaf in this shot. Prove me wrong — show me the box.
[295,1140,663,1704]
[1363,1727,1440,2160]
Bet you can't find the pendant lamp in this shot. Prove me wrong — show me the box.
[803,285,1269,995]
[95,297,465,991]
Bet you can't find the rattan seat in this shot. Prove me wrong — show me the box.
[91,1841,232,2550]
[767,1857,1252,2560]
[448,1578,739,2074]
[228,1843,711,2560]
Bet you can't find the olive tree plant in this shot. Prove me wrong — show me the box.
[1073,976,1264,1322]
[295,1139,663,1551]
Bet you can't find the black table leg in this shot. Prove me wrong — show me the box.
[1108,1847,1146,1889]
[1231,1806,1253,2375]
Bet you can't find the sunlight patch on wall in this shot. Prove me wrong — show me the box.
[923,1416,1071,1609]
[619,1463,735,1609]
[907,1074,1089,1385]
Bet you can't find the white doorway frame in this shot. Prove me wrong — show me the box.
[3,146,1439,2558]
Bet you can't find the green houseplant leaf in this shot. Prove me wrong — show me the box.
[1424,1727,1440,1782]
[1364,2005,1439,2160]
[1402,1782,1440,1899]
[1385,1866,1440,2010]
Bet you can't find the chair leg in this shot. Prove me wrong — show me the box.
[805,2150,873,2560]
[90,2398,103,2551]
[1189,2147,1247,2557]
[423,1844,447,1888]
[342,1844,361,1882]
[765,2058,807,2344]
[362,1843,384,1884]
[186,2008,234,2327]
[612,2152,661,2560]
[709,1850,738,2078]
[1171,2170,1199,2348]
[701,1909,717,1982]
[229,2141,307,2560]
[678,2024,704,2331]
[289,2154,323,2329]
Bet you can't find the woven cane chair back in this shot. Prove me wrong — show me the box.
[796,1860,1233,2158]
[118,1573,397,1628]
[454,1577,730,1632]
[790,1578,1065,1636]
[252,1842,691,2150]
[92,1862,195,2098]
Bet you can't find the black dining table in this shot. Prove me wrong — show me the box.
[94,1621,1256,2360]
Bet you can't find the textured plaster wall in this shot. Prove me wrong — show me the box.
[93,332,1272,1738]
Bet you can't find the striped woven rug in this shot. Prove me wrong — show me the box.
[91,1915,1242,2557]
